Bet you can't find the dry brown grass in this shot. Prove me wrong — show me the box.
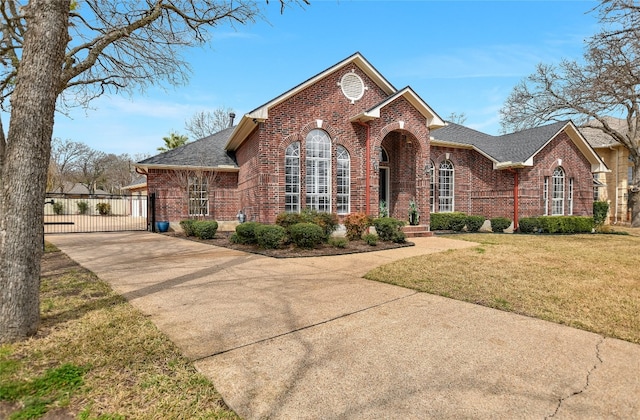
[0,247,239,419]
[365,230,640,344]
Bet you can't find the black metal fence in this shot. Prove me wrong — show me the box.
[44,193,148,233]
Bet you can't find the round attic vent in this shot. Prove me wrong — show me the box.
[340,72,365,102]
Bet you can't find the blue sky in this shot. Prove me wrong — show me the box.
[47,0,600,156]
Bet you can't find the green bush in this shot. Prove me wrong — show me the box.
[373,217,406,243]
[362,233,378,246]
[234,221,261,244]
[518,216,593,234]
[490,217,511,233]
[343,212,373,240]
[255,224,286,249]
[179,219,197,237]
[77,201,89,215]
[95,202,111,215]
[328,237,349,248]
[52,202,64,215]
[465,215,485,232]
[289,222,325,248]
[193,220,218,239]
[312,211,340,239]
[518,217,541,234]
[275,212,303,230]
[430,212,467,231]
[593,201,609,228]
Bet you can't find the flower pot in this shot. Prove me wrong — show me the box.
[156,221,170,232]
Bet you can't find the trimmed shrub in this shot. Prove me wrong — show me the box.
[179,219,197,237]
[518,217,541,234]
[255,224,286,249]
[465,215,485,232]
[490,217,511,233]
[518,216,593,234]
[234,221,261,244]
[96,202,111,215]
[52,202,64,215]
[193,220,218,240]
[312,211,340,239]
[77,201,89,215]
[343,212,373,240]
[362,233,378,246]
[373,217,406,243]
[289,222,325,248]
[430,212,467,231]
[328,237,349,248]
[593,201,609,228]
[278,209,339,240]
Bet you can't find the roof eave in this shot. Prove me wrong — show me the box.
[224,116,262,151]
[134,163,239,173]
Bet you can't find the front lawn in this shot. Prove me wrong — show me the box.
[365,231,640,344]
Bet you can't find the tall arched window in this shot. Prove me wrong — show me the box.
[552,167,565,215]
[439,160,454,212]
[285,142,300,213]
[336,145,350,214]
[306,129,331,212]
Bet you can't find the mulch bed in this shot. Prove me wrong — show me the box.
[163,231,414,258]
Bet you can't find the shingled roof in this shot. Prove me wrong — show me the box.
[579,117,628,148]
[137,127,238,170]
[432,120,605,169]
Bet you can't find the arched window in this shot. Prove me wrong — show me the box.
[439,160,454,212]
[306,129,331,212]
[429,160,435,212]
[285,142,300,213]
[552,167,565,215]
[336,145,350,214]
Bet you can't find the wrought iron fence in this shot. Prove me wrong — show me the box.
[44,193,148,233]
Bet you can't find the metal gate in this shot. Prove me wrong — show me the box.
[44,193,149,233]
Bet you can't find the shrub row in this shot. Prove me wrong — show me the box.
[518,216,594,234]
[430,213,511,233]
[179,219,219,239]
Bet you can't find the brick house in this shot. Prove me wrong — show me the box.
[135,52,607,231]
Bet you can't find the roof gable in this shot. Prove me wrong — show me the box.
[350,86,446,129]
[226,52,398,151]
[432,121,608,172]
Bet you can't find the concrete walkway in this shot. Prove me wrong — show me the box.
[46,232,640,419]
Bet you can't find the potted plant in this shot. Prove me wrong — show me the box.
[156,221,170,232]
[408,199,420,226]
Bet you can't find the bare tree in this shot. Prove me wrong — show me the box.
[0,0,308,343]
[49,138,91,193]
[447,112,467,125]
[499,0,640,227]
[185,107,235,139]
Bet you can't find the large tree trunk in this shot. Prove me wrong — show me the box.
[0,1,69,343]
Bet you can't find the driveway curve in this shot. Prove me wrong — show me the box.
[46,232,640,419]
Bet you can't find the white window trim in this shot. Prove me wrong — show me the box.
[336,145,350,215]
[285,142,300,213]
[438,160,454,213]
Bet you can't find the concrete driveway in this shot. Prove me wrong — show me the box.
[46,232,640,419]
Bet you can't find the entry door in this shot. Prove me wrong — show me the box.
[379,167,389,207]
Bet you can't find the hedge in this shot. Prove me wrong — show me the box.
[518,216,594,234]
[430,212,467,231]
[234,221,261,244]
[465,215,485,232]
[490,217,511,233]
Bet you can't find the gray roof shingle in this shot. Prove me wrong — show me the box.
[138,127,237,168]
[432,120,569,164]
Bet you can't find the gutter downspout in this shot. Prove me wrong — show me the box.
[507,168,519,231]
[356,121,371,215]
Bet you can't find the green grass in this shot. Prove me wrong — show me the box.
[0,243,239,419]
[365,231,640,344]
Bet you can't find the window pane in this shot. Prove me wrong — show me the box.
[188,176,209,216]
[305,130,331,212]
[438,160,454,212]
[285,142,300,213]
[552,167,565,216]
[336,146,350,214]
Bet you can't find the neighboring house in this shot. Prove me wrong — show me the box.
[48,182,110,196]
[121,175,148,218]
[135,52,608,230]
[580,117,634,224]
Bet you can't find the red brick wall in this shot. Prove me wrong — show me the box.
[429,130,594,222]
[235,63,431,223]
[147,168,238,222]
